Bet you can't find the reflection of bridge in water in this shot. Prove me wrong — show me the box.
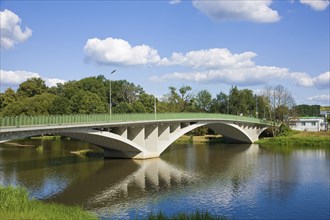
[49,158,199,207]
[90,159,198,204]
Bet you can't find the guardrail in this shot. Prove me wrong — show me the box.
[0,113,272,128]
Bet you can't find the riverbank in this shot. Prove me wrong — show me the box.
[0,185,97,220]
[175,135,224,144]
[256,131,330,147]
[0,185,225,220]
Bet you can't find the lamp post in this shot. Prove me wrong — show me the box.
[154,96,157,120]
[109,70,116,119]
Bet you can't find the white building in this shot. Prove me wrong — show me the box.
[289,117,327,132]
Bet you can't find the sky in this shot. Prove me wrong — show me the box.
[0,0,329,106]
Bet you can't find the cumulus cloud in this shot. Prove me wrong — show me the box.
[150,65,289,86]
[312,71,330,89]
[307,95,330,105]
[300,0,330,11]
[290,71,330,89]
[161,49,257,69]
[192,0,280,23]
[0,9,32,49]
[84,37,162,66]
[0,69,66,88]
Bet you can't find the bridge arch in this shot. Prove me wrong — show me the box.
[57,121,267,159]
[0,117,270,159]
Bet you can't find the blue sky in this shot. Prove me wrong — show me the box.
[1,0,329,105]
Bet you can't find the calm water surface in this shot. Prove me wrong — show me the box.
[0,138,329,219]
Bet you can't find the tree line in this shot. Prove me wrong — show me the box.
[0,75,319,122]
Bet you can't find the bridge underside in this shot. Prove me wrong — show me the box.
[58,121,267,159]
[0,120,268,159]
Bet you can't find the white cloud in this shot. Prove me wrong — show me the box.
[290,72,314,87]
[307,95,330,105]
[300,0,330,11]
[0,70,40,84]
[312,71,330,89]
[192,0,280,23]
[45,78,67,87]
[83,37,162,66]
[169,0,181,5]
[290,71,330,89]
[161,49,256,69]
[0,9,32,49]
[150,65,289,86]
[0,69,66,88]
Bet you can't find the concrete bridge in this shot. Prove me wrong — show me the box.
[0,113,271,159]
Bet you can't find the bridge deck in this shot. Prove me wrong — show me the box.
[0,113,271,129]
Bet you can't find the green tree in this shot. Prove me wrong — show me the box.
[17,77,47,98]
[0,88,17,111]
[77,75,108,103]
[210,92,228,113]
[163,86,195,112]
[138,93,156,113]
[2,93,56,116]
[70,90,106,114]
[196,90,212,112]
[293,105,320,117]
[111,80,144,108]
[48,96,71,115]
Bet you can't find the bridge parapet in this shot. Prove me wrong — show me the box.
[0,113,271,128]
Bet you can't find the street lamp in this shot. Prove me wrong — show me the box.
[109,70,116,119]
[154,96,157,120]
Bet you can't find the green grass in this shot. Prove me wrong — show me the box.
[148,211,226,220]
[0,185,97,220]
[256,131,330,147]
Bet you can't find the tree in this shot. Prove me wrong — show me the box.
[210,92,228,113]
[261,84,295,135]
[77,75,108,103]
[293,105,320,117]
[1,93,56,116]
[0,88,17,111]
[196,90,212,112]
[70,90,106,114]
[17,77,47,98]
[48,96,71,115]
[111,80,144,108]
[163,86,195,112]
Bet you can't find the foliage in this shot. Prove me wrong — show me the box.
[293,104,321,117]
[277,123,292,136]
[17,77,47,98]
[196,90,212,112]
[163,85,195,112]
[0,185,97,220]
[0,88,17,110]
[261,84,296,136]
[1,93,57,116]
[0,75,298,126]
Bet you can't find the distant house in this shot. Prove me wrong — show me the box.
[289,117,327,132]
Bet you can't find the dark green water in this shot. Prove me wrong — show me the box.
[0,138,329,219]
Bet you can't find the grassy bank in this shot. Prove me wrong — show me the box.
[256,131,330,147]
[175,135,224,144]
[0,185,97,220]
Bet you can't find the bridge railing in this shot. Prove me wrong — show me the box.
[0,113,272,128]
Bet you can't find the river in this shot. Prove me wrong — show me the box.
[0,138,329,219]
